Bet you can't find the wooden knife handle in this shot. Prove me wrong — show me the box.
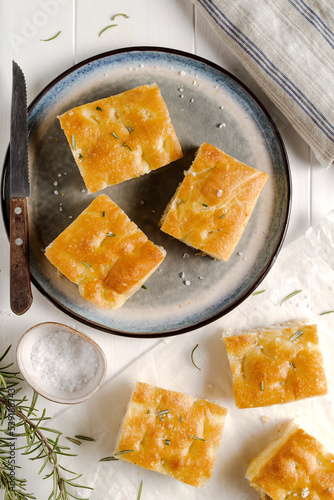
[10,197,33,315]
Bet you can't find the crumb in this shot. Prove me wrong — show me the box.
[261,415,270,424]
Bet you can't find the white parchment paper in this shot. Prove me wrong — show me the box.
[50,210,334,499]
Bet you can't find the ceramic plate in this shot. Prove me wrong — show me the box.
[2,47,291,337]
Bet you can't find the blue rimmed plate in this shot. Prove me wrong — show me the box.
[1,47,291,337]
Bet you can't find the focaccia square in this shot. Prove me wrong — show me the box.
[58,83,183,192]
[45,195,166,310]
[159,142,269,261]
[246,421,334,500]
[223,320,328,409]
[114,381,228,487]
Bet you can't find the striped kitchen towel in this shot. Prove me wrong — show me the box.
[193,0,334,167]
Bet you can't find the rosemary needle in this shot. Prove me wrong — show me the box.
[252,290,265,296]
[99,24,118,37]
[289,329,303,342]
[280,289,302,306]
[111,13,130,20]
[191,344,201,371]
[137,480,143,500]
[99,456,118,461]
[40,30,61,41]
[320,310,334,316]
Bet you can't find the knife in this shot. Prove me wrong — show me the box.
[9,61,33,315]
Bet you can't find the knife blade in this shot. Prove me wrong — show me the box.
[9,61,33,315]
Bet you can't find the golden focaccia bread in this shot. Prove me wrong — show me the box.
[246,421,334,500]
[114,381,228,487]
[159,142,269,261]
[58,83,183,192]
[45,195,166,310]
[223,320,328,409]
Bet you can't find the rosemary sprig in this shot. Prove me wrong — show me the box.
[0,346,93,499]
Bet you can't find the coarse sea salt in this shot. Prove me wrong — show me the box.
[30,330,99,393]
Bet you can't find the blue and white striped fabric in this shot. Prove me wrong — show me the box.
[193,0,334,167]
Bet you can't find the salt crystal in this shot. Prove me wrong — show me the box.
[184,280,191,286]
[182,253,190,259]
[190,98,194,103]
[53,190,59,195]
[179,71,186,76]
[180,272,185,279]
[217,189,223,197]
[53,181,58,186]
[30,330,99,393]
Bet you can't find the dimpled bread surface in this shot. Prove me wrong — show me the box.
[58,83,183,192]
[246,422,334,500]
[114,381,228,487]
[223,320,328,409]
[45,195,166,310]
[160,142,269,261]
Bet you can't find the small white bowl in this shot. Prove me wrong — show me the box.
[16,322,107,404]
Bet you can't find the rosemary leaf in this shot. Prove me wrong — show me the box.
[252,290,265,296]
[99,456,119,462]
[137,480,143,500]
[189,435,205,441]
[126,125,134,132]
[261,381,264,391]
[82,261,92,268]
[289,329,303,342]
[74,435,95,442]
[66,437,82,446]
[96,106,103,111]
[112,132,120,139]
[320,310,334,316]
[114,449,134,456]
[71,134,76,150]
[0,345,12,363]
[99,24,118,37]
[122,142,132,151]
[191,344,201,371]
[157,410,170,416]
[141,285,147,289]
[220,213,226,219]
[280,289,302,306]
[111,13,129,20]
[40,30,61,41]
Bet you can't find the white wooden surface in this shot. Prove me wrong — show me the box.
[0,1,333,498]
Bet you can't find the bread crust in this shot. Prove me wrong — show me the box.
[58,83,183,192]
[223,320,328,409]
[160,142,268,261]
[45,195,166,309]
[246,421,334,500]
[114,381,228,487]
